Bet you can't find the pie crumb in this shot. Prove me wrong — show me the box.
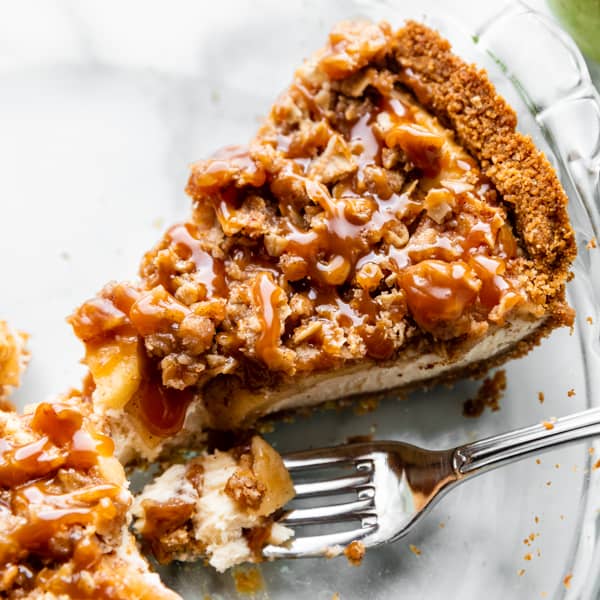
[563,574,573,589]
[542,420,554,430]
[517,569,526,576]
[344,540,366,566]
[538,391,545,404]
[536,459,541,465]
[567,388,575,397]
[353,397,379,416]
[409,544,422,556]
[593,459,600,470]
[232,566,264,595]
[587,316,594,325]
[462,370,506,417]
[524,553,532,561]
[587,237,597,250]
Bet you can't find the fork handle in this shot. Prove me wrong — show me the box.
[453,407,600,475]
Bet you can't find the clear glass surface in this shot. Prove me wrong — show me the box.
[1,1,599,598]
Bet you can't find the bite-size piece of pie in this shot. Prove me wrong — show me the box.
[133,435,294,572]
[69,20,575,465]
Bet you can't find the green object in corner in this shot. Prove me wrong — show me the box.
[548,0,600,63]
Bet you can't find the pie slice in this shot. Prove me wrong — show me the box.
[69,20,575,464]
[0,389,179,599]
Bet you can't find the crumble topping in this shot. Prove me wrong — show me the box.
[68,20,574,440]
[224,451,266,510]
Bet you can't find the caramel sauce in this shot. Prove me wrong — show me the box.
[253,273,284,368]
[69,284,141,342]
[470,254,514,309]
[400,260,481,330]
[11,480,120,555]
[0,401,122,572]
[0,403,113,488]
[189,145,266,192]
[385,123,444,177]
[165,223,227,298]
[132,366,195,437]
[129,286,189,336]
[351,111,380,177]
[68,297,129,342]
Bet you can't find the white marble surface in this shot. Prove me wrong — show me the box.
[0,2,599,599]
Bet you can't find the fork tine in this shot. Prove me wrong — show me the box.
[283,454,353,471]
[262,524,377,559]
[280,496,375,525]
[292,472,372,498]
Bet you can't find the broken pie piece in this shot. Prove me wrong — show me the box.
[133,435,294,572]
[69,20,575,463]
[0,320,29,407]
[0,391,178,599]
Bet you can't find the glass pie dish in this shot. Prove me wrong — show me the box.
[1,0,599,598]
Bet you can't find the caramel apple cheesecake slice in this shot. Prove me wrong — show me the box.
[0,390,179,599]
[69,20,575,462]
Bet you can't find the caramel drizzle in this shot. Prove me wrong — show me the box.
[253,273,283,368]
[166,223,227,298]
[0,402,120,567]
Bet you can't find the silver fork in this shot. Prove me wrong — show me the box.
[263,407,600,559]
